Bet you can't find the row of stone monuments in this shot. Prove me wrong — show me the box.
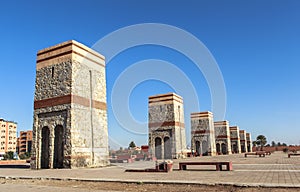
[30,40,252,169]
[148,93,252,159]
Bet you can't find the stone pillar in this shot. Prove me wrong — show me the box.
[214,121,232,155]
[246,133,253,152]
[31,40,109,169]
[239,130,248,153]
[148,93,186,159]
[229,126,242,154]
[191,112,216,156]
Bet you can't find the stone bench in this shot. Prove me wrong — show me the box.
[288,153,300,158]
[179,161,232,171]
[244,151,266,157]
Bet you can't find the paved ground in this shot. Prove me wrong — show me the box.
[0,151,300,191]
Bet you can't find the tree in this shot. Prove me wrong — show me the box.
[129,141,136,149]
[4,151,14,160]
[277,142,281,146]
[271,141,276,147]
[256,135,267,151]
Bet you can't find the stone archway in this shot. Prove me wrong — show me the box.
[163,137,172,159]
[221,143,227,154]
[155,137,162,159]
[53,125,64,168]
[41,126,50,169]
[202,140,208,156]
[232,143,237,153]
[216,143,221,154]
[195,141,200,156]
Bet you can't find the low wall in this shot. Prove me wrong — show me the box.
[0,160,27,165]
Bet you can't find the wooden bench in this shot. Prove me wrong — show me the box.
[288,153,300,158]
[244,151,266,157]
[179,161,232,171]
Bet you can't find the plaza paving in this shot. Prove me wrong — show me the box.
[1,152,300,188]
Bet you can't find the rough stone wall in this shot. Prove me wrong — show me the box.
[31,40,109,169]
[148,93,186,159]
[70,59,109,168]
[191,112,216,156]
[214,121,232,155]
[230,126,241,153]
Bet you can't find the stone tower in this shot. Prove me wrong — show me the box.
[191,111,216,156]
[214,121,232,155]
[229,126,241,153]
[239,130,248,153]
[246,133,253,152]
[148,93,186,159]
[31,40,109,169]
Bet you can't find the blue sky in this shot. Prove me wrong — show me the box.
[0,0,299,148]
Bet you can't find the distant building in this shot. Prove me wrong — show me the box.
[16,130,32,155]
[0,118,17,154]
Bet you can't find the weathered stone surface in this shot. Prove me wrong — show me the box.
[230,126,242,154]
[148,93,186,159]
[191,112,216,156]
[31,40,109,169]
[214,121,232,155]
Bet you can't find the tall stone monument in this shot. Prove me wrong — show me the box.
[246,133,253,152]
[191,111,216,156]
[239,130,248,153]
[31,40,109,169]
[148,93,186,159]
[214,121,232,155]
[229,126,241,153]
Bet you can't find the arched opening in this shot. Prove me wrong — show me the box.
[195,141,200,156]
[247,144,251,152]
[202,140,208,156]
[221,143,227,154]
[232,143,237,153]
[41,126,50,169]
[155,137,162,159]
[53,125,64,168]
[241,144,246,153]
[216,143,221,155]
[163,137,172,159]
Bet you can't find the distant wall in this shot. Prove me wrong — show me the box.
[253,146,300,152]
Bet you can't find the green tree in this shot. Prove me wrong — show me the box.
[271,141,276,147]
[129,141,136,149]
[4,151,14,160]
[256,135,267,151]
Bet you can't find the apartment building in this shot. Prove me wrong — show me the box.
[0,118,17,154]
[16,130,32,155]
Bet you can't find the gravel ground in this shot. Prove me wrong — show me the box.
[1,178,299,192]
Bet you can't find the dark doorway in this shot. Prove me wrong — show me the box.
[247,144,251,152]
[53,125,64,168]
[202,140,208,156]
[241,145,246,153]
[41,126,50,169]
[216,143,221,154]
[195,141,200,156]
[232,144,237,153]
[163,137,172,159]
[155,137,162,159]
[221,143,227,154]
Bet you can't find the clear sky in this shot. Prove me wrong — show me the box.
[0,0,299,148]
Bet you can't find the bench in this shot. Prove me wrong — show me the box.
[179,161,232,171]
[288,153,300,158]
[244,151,266,157]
